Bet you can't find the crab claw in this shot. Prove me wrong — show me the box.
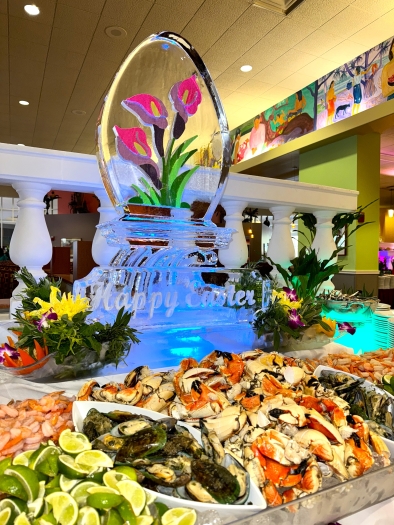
[203,406,247,442]
[262,480,283,506]
[369,431,390,466]
[306,409,344,444]
[327,444,350,481]
[298,458,322,494]
[294,429,334,462]
[76,380,100,401]
[345,435,374,478]
[115,382,143,405]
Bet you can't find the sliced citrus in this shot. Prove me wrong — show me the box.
[161,508,197,525]
[70,481,100,507]
[75,450,113,469]
[45,491,78,525]
[59,475,81,492]
[0,458,12,476]
[0,508,11,525]
[136,517,154,525]
[14,512,31,525]
[154,502,168,517]
[38,480,46,499]
[0,474,28,501]
[117,480,146,516]
[33,513,56,525]
[58,455,91,479]
[27,497,45,518]
[5,465,39,502]
[13,450,35,467]
[103,470,131,491]
[87,486,119,495]
[85,467,106,484]
[76,506,100,525]
[113,466,137,481]
[86,493,123,510]
[117,499,136,525]
[58,430,92,455]
[101,508,124,525]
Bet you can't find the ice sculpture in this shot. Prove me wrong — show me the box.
[74,32,262,368]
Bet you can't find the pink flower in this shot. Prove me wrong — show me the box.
[170,75,202,123]
[288,309,305,330]
[283,287,298,301]
[0,343,19,365]
[33,309,58,332]
[337,322,356,335]
[122,94,168,129]
[113,126,161,189]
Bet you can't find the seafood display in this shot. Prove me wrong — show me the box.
[81,407,254,507]
[318,370,394,439]
[319,289,378,315]
[305,349,394,384]
[0,391,74,460]
[77,349,392,508]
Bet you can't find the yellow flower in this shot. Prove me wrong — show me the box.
[30,286,90,320]
[272,290,303,310]
[315,317,336,338]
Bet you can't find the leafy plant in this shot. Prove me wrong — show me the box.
[14,267,61,312]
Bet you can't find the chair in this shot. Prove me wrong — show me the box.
[0,261,19,299]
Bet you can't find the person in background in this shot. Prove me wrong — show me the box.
[352,65,373,114]
[0,247,10,261]
[326,80,336,125]
[287,90,306,120]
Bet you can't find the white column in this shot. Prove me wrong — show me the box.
[267,206,295,282]
[9,182,52,314]
[218,200,248,268]
[91,189,119,266]
[311,210,337,292]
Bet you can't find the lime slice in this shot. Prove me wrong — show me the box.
[0,474,28,501]
[87,486,119,495]
[45,474,60,491]
[13,451,35,467]
[154,502,168,518]
[162,508,197,525]
[31,447,60,478]
[0,498,27,520]
[0,508,11,525]
[28,497,45,518]
[117,480,146,517]
[102,509,124,525]
[103,470,130,491]
[383,374,392,385]
[45,492,79,525]
[145,492,156,506]
[58,430,92,456]
[117,499,136,525]
[59,475,81,492]
[75,451,113,469]
[383,384,394,395]
[113,466,137,481]
[136,517,153,525]
[14,512,31,525]
[58,455,91,480]
[0,458,12,476]
[70,481,100,507]
[390,376,394,391]
[76,506,100,525]
[38,480,46,499]
[85,468,106,484]
[86,493,124,510]
[5,466,39,502]
[33,513,56,525]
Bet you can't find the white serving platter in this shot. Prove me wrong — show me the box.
[314,365,394,455]
[72,401,266,518]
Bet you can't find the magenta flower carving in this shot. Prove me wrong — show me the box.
[337,322,356,335]
[288,309,305,330]
[33,309,58,332]
[283,287,298,301]
[122,94,168,129]
[113,125,161,189]
[170,75,202,138]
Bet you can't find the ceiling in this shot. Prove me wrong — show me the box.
[2,0,394,156]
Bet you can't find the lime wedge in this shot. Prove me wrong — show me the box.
[113,466,137,481]
[14,512,31,525]
[27,497,45,518]
[86,493,124,510]
[70,481,100,507]
[0,508,11,525]
[59,475,81,492]
[75,451,113,469]
[117,480,146,517]
[0,474,28,501]
[101,508,124,525]
[117,499,136,525]
[87,486,119,495]
[5,465,39,502]
[161,508,197,525]
[45,492,78,525]
[33,513,56,525]
[13,451,35,467]
[103,470,129,491]
[383,374,392,385]
[136,517,154,525]
[76,506,100,525]
[38,480,46,499]
[0,459,12,476]
[58,455,91,480]
[58,430,92,455]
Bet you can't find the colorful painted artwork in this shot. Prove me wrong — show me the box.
[231,37,394,165]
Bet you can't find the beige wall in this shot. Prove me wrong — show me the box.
[0,185,17,198]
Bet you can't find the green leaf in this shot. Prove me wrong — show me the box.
[170,166,199,207]
[127,196,144,204]
[140,178,161,205]
[168,149,198,186]
[169,135,198,173]
[131,183,154,205]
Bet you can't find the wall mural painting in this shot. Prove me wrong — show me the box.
[231,37,394,165]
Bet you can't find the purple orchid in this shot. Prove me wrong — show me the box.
[33,309,58,332]
[113,125,161,189]
[0,343,19,365]
[337,322,356,335]
[288,309,305,330]
[169,75,202,139]
[283,287,298,301]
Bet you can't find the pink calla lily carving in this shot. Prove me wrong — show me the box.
[170,75,202,123]
[113,125,161,189]
[122,94,168,130]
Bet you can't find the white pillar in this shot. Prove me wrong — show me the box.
[311,210,337,292]
[267,206,295,282]
[9,182,52,314]
[91,189,119,266]
[218,200,248,268]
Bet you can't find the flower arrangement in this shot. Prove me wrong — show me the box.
[114,75,203,208]
[0,268,139,373]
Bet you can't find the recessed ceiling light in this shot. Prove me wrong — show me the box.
[72,109,86,115]
[17,144,25,146]
[105,26,127,39]
[24,4,40,15]
[240,65,253,72]
[19,100,29,105]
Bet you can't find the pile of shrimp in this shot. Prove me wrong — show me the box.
[0,391,75,460]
